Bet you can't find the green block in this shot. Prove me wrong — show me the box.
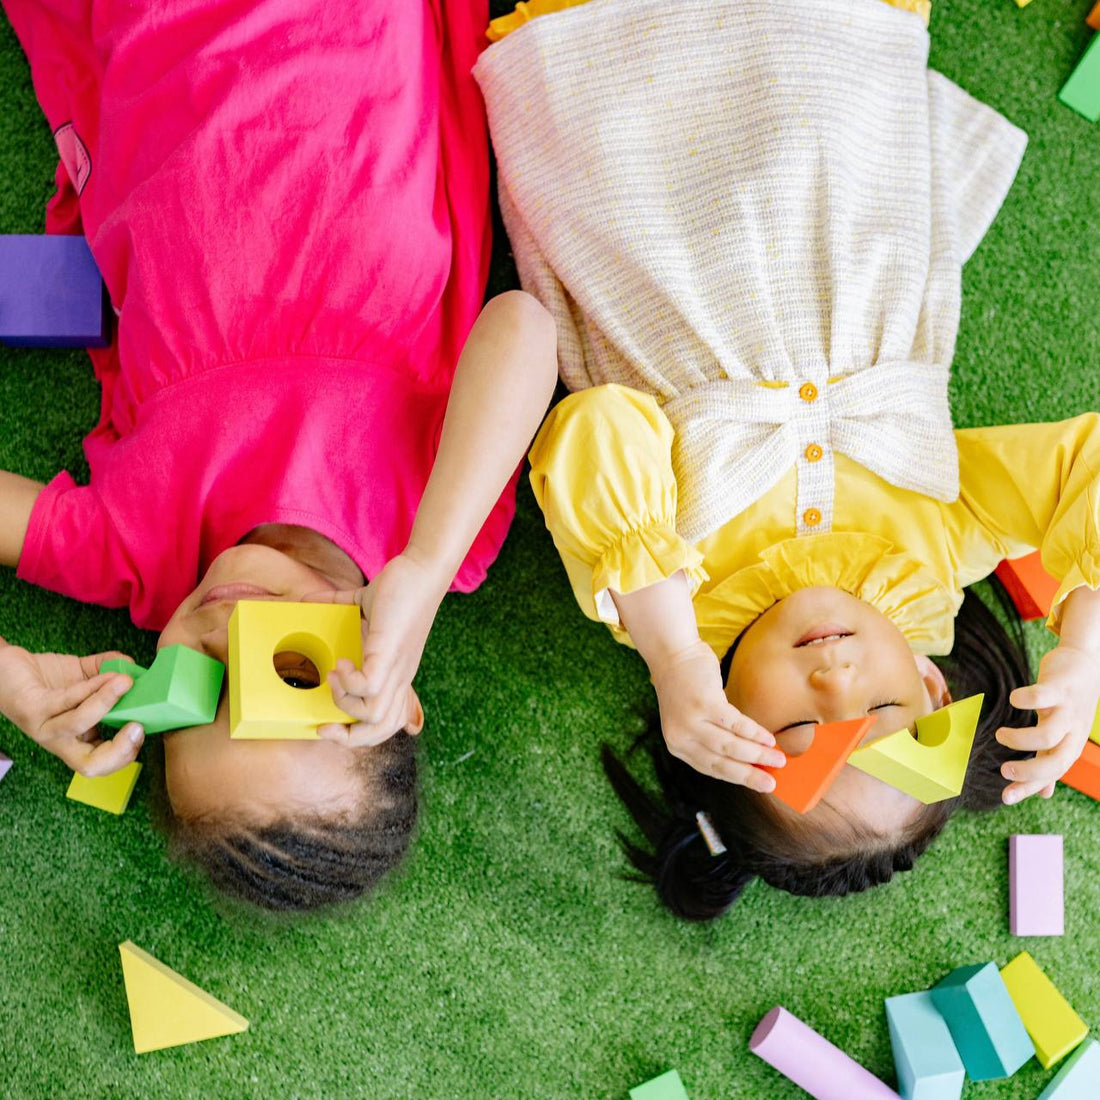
[1059,35,1100,123]
[100,645,225,734]
[629,1069,689,1100]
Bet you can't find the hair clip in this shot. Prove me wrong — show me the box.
[695,811,727,856]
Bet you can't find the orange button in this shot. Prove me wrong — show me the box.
[803,508,822,527]
[804,443,824,463]
[799,382,819,402]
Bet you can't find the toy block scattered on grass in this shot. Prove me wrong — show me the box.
[1000,952,1088,1070]
[750,1005,902,1099]
[1009,835,1063,936]
[629,1069,689,1100]
[1089,1,1100,31]
[1061,739,1100,800]
[848,695,982,804]
[930,963,1033,1080]
[101,646,224,734]
[884,990,964,1100]
[763,716,874,814]
[0,751,11,784]
[1059,33,1100,122]
[995,552,1058,621]
[0,235,108,348]
[1089,702,1100,746]
[228,600,362,739]
[66,761,141,815]
[118,940,248,1054]
[1037,1037,1100,1099]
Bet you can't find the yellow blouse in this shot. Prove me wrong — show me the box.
[528,385,1100,658]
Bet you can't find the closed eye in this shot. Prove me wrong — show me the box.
[775,701,903,734]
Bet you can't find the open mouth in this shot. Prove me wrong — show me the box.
[794,625,853,648]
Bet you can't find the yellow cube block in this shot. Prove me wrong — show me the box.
[66,761,142,815]
[228,600,362,739]
[1001,952,1088,1069]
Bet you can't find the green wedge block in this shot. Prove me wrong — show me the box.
[630,1070,689,1100]
[1059,35,1100,123]
[101,645,225,734]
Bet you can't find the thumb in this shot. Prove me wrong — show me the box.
[70,723,145,778]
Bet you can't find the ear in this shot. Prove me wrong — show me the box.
[914,654,951,709]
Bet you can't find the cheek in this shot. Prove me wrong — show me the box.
[725,648,791,725]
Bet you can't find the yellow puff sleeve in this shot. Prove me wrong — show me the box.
[528,384,707,634]
[948,413,1100,633]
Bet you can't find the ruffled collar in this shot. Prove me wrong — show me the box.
[694,533,960,659]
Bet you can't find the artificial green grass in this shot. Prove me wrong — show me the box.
[1,1,1098,1097]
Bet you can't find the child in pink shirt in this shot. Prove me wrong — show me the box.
[0,0,557,910]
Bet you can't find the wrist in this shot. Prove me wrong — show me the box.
[401,539,457,598]
[1058,586,1100,656]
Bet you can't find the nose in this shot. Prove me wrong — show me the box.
[808,661,857,697]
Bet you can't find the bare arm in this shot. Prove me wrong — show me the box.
[0,470,44,569]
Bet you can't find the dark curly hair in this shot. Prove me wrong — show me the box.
[602,578,1037,921]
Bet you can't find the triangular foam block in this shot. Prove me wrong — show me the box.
[66,762,141,815]
[118,941,248,1053]
[763,716,875,813]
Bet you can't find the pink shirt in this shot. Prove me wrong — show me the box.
[6,0,513,629]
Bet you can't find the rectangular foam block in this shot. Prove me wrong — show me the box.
[994,552,1059,621]
[1037,1037,1100,1099]
[1059,34,1100,122]
[66,762,142,815]
[1061,740,1100,801]
[1009,835,1064,936]
[0,751,11,784]
[0,235,108,347]
[930,964,1034,1080]
[1001,952,1088,1070]
[884,991,964,1100]
[629,1069,689,1100]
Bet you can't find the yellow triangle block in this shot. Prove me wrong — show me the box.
[848,694,983,803]
[1089,700,1100,746]
[119,941,249,1053]
[66,762,142,814]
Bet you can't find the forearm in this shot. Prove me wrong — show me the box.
[405,291,558,583]
[610,570,702,670]
[1058,585,1100,656]
[0,470,44,569]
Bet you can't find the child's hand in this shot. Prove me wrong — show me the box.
[306,551,445,746]
[0,639,144,776]
[650,641,785,791]
[996,643,1100,804]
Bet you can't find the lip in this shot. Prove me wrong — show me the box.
[794,624,853,648]
[199,584,277,607]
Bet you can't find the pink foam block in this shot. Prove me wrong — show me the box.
[750,1006,901,1100]
[1010,835,1064,936]
[0,752,10,782]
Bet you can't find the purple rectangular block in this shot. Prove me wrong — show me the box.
[1010,834,1064,936]
[0,235,108,348]
[0,751,11,783]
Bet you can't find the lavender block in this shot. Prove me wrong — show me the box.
[0,235,108,348]
[0,751,10,783]
[1010,835,1064,936]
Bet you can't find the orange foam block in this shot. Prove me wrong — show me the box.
[763,716,875,813]
[1062,740,1100,801]
[1089,1,1100,31]
[995,552,1059,621]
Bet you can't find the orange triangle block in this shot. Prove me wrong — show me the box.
[119,941,249,1053]
[1062,740,1100,802]
[762,716,875,813]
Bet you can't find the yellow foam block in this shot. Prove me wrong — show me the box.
[848,694,983,803]
[229,600,362,739]
[1089,701,1100,746]
[881,0,932,26]
[119,941,248,1054]
[66,762,141,815]
[1001,952,1088,1069]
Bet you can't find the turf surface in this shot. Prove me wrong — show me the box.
[1,1,1099,1097]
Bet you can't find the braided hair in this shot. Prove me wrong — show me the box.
[602,578,1036,921]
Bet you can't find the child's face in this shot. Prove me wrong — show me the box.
[156,544,365,824]
[725,586,951,836]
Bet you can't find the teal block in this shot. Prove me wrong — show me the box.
[930,964,1034,1081]
[1038,1037,1100,1099]
[885,991,964,1100]
[100,645,225,734]
[629,1069,689,1100]
[1059,34,1100,123]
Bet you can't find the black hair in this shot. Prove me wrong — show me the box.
[602,577,1036,920]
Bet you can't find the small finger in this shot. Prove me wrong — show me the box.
[357,650,393,697]
[404,688,424,736]
[1003,779,1048,806]
[1040,783,1056,799]
[70,723,144,778]
[707,755,777,792]
[995,722,1067,753]
[1001,747,1076,791]
[42,675,133,739]
[1009,683,1060,712]
[704,727,785,768]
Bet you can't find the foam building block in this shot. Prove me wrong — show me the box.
[1089,701,1100,746]
[1037,1037,1100,1099]
[1059,34,1100,122]
[101,646,224,734]
[629,1069,689,1100]
[1089,1,1100,31]
[0,751,11,783]
[848,695,983,803]
[1009,835,1064,936]
[930,963,1034,1080]
[0,235,108,348]
[486,0,590,42]
[66,761,141,815]
[995,552,1059,621]
[1062,739,1100,801]
[118,940,248,1053]
[884,991,964,1100]
[228,600,362,739]
[763,716,874,814]
[749,1005,901,1100]
[1001,952,1088,1069]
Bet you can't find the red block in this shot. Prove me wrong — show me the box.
[763,716,875,814]
[1088,1,1100,30]
[1062,740,1100,801]
[995,552,1059,621]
